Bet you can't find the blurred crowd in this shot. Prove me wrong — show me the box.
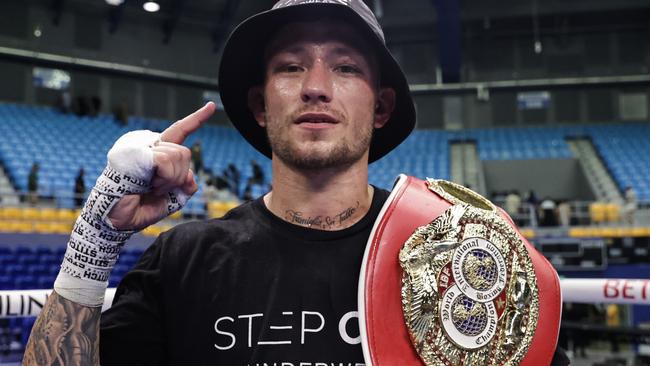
[493,187,638,228]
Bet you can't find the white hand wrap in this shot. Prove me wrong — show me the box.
[54,130,190,307]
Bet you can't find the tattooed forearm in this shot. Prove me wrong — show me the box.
[285,201,360,230]
[22,291,101,366]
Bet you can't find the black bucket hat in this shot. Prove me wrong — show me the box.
[218,0,416,163]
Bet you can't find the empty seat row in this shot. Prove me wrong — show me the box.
[1,102,648,201]
[0,245,145,290]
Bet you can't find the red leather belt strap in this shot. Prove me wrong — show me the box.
[359,175,561,365]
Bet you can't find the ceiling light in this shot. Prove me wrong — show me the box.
[143,1,160,12]
[105,0,125,5]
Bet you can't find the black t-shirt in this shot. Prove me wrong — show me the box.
[100,187,570,366]
[100,188,390,366]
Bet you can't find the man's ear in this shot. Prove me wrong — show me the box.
[247,86,266,127]
[374,87,396,129]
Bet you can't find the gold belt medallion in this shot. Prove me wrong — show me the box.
[399,179,539,366]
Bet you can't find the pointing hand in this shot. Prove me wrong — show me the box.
[107,102,216,230]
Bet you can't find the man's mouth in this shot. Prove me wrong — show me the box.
[295,113,339,125]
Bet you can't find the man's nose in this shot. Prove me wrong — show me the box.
[301,61,332,104]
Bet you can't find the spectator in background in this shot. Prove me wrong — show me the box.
[504,190,521,224]
[191,141,204,176]
[56,91,72,114]
[223,163,241,197]
[242,184,253,202]
[491,190,507,203]
[89,96,102,118]
[73,96,91,117]
[525,189,539,227]
[27,163,39,205]
[250,160,265,185]
[606,304,621,353]
[203,175,240,204]
[113,101,128,126]
[562,303,590,358]
[557,200,571,227]
[75,168,86,208]
[540,197,557,227]
[623,186,637,225]
[202,177,217,199]
[9,333,22,354]
[243,176,271,203]
[214,176,239,203]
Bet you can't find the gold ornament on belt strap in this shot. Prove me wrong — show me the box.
[399,179,539,366]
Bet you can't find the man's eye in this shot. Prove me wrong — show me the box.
[284,65,302,72]
[336,65,361,74]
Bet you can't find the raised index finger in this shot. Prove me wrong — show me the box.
[160,102,216,144]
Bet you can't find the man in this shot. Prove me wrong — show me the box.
[540,196,558,227]
[24,1,412,365]
[250,159,265,185]
[191,140,203,176]
[74,167,85,208]
[24,1,567,365]
[623,186,637,224]
[504,189,521,224]
[27,162,39,205]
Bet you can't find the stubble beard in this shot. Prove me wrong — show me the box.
[265,111,374,171]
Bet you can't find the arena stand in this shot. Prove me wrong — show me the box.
[590,124,650,202]
[2,103,649,202]
[0,103,648,238]
[0,102,649,361]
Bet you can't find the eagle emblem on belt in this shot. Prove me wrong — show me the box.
[399,180,538,366]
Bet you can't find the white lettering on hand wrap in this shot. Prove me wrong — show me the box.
[54,130,189,306]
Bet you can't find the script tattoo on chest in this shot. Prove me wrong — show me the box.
[285,201,360,230]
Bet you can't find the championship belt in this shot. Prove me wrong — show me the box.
[359,175,561,365]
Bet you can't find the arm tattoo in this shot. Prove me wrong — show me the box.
[22,291,101,366]
[285,201,360,230]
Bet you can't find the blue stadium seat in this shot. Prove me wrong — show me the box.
[38,254,60,265]
[119,253,138,267]
[0,254,17,266]
[27,264,49,277]
[0,276,12,290]
[48,264,61,276]
[35,247,54,255]
[20,317,36,346]
[4,265,26,277]
[15,247,33,255]
[18,254,38,266]
[108,276,122,288]
[112,264,129,278]
[37,275,56,289]
[0,103,647,202]
[14,275,37,289]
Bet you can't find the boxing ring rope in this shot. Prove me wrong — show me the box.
[0,278,649,318]
[561,279,650,305]
[0,288,116,318]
